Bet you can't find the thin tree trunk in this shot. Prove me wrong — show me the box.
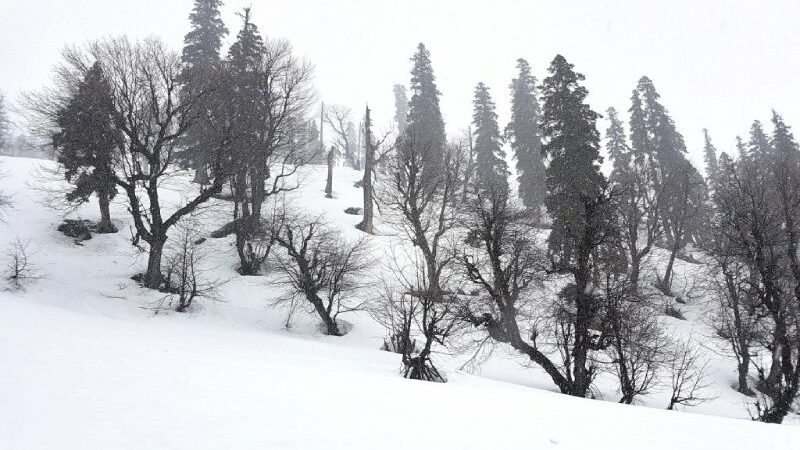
[325,146,334,198]
[357,106,374,234]
[96,193,117,233]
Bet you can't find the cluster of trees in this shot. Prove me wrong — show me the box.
[371,45,798,424]
[17,0,799,424]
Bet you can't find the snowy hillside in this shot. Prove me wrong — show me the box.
[1,155,798,449]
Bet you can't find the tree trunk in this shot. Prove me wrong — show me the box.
[143,235,166,289]
[325,146,334,198]
[193,163,210,185]
[96,193,117,233]
[737,359,753,396]
[357,106,374,234]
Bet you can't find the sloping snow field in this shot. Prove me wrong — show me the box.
[1,155,798,449]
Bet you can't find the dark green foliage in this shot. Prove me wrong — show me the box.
[180,0,228,183]
[52,62,118,231]
[472,82,508,196]
[506,58,545,219]
[703,128,719,184]
[405,43,446,177]
[539,55,614,397]
[540,55,608,265]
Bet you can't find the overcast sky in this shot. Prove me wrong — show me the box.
[2,0,799,170]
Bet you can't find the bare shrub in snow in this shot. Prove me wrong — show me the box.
[5,238,38,290]
[666,337,714,410]
[162,223,223,313]
[271,210,370,336]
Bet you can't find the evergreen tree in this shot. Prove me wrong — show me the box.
[605,107,630,176]
[770,110,799,166]
[635,76,687,170]
[405,43,446,177]
[749,119,772,158]
[393,84,408,136]
[703,128,719,182]
[181,0,228,184]
[506,58,545,219]
[52,62,119,233]
[472,82,508,195]
[628,88,649,165]
[540,55,612,397]
[735,135,748,162]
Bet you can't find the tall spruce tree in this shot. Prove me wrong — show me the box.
[472,82,508,195]
[540,54,612,397]
[181,0,228,184]
[227,8,267,275]
[506,58,545,220]
[405,43,446,178]
[393,84,408,136]
[703,128,719,183]
[605,107,631,176]
[749,120,772,158]
[52,62,119,233]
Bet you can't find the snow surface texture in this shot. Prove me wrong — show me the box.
[0,156,798,449]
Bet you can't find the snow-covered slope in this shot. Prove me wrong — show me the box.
[0,156,798,449]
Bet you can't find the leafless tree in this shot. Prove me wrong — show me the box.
[601,276,669,404]
[376,134,465,381]
[323,104,357,169]
[666,336,714,410]
[705,241,760,396]
[162,222,223,312]
[271,210,370,336]
[611,156,664,294]
[5,238,38,290]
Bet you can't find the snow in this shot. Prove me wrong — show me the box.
[0,155,798,449]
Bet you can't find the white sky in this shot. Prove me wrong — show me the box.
[2,0,799,171]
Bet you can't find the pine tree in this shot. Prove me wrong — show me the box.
[771,110,799,165]
[52,62,119,233]
[472,82,508,195]
[406,43,446,178]
[735,135,748,162]
[540,54,611,397]
[703,128,719,183]
[628,88,649,165]
[506,58,545,220]
[749,120,772,157]
[605,107,630,176]
[181,0,228,184]
[227,8,268,275]
[635,76,687,170]
[393,84,408,136]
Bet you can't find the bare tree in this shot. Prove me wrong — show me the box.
[324,104,357,168]
[601,276,668,404]
[659,162,706,295]
[162,222,223,312]
[612,156,664,294]
[271,210,370,336]
[666,337,714,410]
[377,134,465,381]
[5,238,38,290]
[706,240,759,396]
